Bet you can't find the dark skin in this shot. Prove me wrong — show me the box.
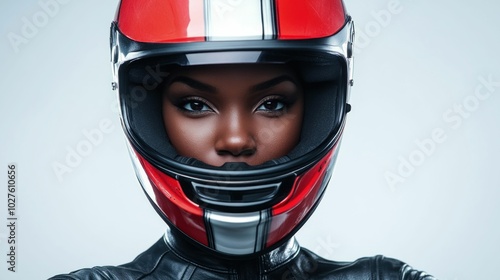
[162,64,304,166]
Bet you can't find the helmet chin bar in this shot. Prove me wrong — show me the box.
[127,137,341,257]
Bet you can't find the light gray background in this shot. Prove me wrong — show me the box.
[1,0,499,279]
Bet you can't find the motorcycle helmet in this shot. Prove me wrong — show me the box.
[110,0,355,257]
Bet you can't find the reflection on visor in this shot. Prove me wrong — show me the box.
[186,51,263,65]
[125,50,344,86]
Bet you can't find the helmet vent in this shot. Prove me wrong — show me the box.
[192,182,281,208]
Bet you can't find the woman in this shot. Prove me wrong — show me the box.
[51,0,435,278]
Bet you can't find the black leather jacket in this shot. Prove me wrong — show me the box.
[50,229,435,280]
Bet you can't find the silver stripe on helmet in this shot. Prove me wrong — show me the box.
[205,0,275,41]
[205,210,269,255]
[126,141,158,203]
[261,0,276,39]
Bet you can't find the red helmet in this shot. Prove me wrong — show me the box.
[111,0,354,257]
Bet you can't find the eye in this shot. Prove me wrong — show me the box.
[179,99,213,113]
[256,98,286,112]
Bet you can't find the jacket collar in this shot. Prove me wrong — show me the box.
[163,226,300,274]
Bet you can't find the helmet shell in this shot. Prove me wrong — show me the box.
[111,0,354,257]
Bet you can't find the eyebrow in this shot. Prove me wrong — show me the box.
[250,75,299,93]
[169,76,217,93]
[169,74,298,94]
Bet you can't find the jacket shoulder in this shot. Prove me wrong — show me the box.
[49,237,170,280]
[354,255,436,280]
[297,249,436,280]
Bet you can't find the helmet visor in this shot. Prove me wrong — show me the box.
[119,49,347,178]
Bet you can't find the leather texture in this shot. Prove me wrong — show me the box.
[50,230,436,280]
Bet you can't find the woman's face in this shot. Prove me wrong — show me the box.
[162,64,303,167]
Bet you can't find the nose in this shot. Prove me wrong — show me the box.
[214,113,257,158]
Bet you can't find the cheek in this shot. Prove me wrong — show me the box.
[255,110,303,157]
[162,108,216,159]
